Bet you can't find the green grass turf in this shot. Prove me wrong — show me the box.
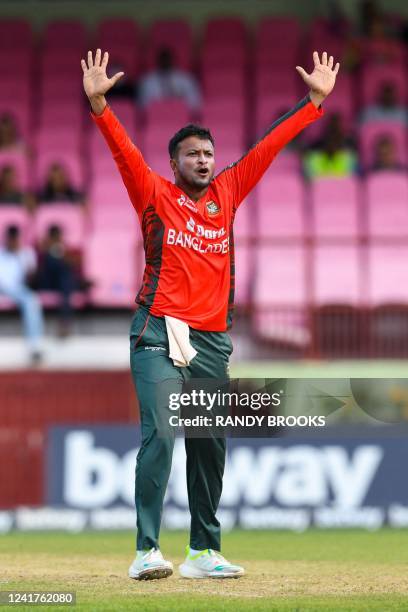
[1,529,408,611]
[231,360,408,379]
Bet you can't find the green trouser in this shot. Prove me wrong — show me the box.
[129,305,232,552]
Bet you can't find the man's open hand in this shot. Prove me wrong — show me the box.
[296,51,340,108]
[81,49,124,114]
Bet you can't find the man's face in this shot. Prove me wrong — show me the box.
[171,136,215,190]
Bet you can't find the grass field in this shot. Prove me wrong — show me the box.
[231,360,408,379]
[2,529,408,611]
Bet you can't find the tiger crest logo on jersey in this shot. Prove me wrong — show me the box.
[206,200,221,216]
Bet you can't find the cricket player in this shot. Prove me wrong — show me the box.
[82,49,339,580]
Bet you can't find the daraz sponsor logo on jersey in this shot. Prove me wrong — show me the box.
[186,217,226,239]
[166,218,229,254]
[177,194,198,213]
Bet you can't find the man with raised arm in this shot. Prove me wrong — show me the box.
[82,49,339,580]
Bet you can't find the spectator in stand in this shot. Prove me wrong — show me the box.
[0,225,44,364]
[360,82,408,124]
[371,135,405,172]
[304,113,358,179]
[37,225,89,337]
[138,47,201,112]
[0,165,35,209]
[38,163,83,204]
[0,165,24,204]
[344,1,401,70]
[0,114,23,152]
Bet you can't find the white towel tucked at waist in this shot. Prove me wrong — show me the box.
[164,315,197,367]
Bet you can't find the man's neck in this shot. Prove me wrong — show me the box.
[175,179,209,202]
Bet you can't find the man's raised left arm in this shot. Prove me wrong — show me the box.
[218,51,340,208]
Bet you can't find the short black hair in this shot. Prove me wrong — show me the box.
[5,225,19,240]
[168,124,214,158]
[47,224,62,239]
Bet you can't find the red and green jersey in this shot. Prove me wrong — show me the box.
[92,95,323,331]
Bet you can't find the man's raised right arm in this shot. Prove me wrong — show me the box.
[82,49,154,215]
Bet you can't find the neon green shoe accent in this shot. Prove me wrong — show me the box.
[186,545,209,560]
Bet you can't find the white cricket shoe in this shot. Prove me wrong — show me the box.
[129,548,173,580]
[179,546,245,579]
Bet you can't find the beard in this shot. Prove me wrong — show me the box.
[180,169,213,190]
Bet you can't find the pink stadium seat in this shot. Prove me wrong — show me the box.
[145,100,191,128]
[33,204,85,248]
[254,245,307,304]
[96,18,140,46]
[266,151,300,174]
[144,126,188,160]
[201,97,245,123]
[311,177,360,239]
[96,19,141,78]
[146,19,193,71]
[256,93,299,135]
[256,18,300,57]
[35,152,83,191]
[89,137,120,175]
[202,70,245,97]
[233,200,252,240]
[37,105,83,132]
[362,39,406,68]
[0,54,31,79]
[207,124,244,152]
[308,16,344,38]
[0,152,30,190]
[90,178,130,208]
[40,78,83,102]
[144,154,172,181]
[255,69,297,98]
[255,46,298,71]
[0,19,32,49]
[234,243,251,307]
[313,245,361,306]
[35,128,82,156]
[0,80,30,104]
[106,100,137,131]
[361,64,407,106]
[84,230,141,307]
[89,178,141,230]
[368,246,408,305]
[204,18,246,44]
[366,172,408,237]
[90,206,140,231]
[91,155,121,178]
[214,147,244,174]
[252,245,309,345]
[0,207,30,243]
[201,96,245,149]
[40,52,82,78]
[201,47,247,70]
[43,20,87,50]
[257,172,304,238]
[360,122,408,168]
